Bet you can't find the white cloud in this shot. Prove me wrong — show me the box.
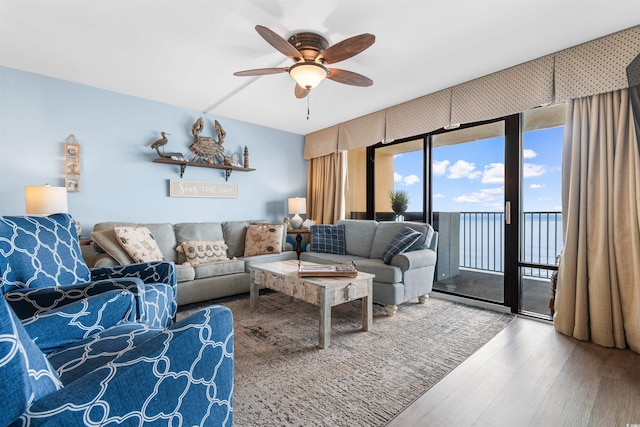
[394,172,403,183]
[433,193,445,199]
[482,163,504,184]
[448,160,479,179]
[454,187,504,205]
[523,163,547,178]
[523,149,537,159]
[433,160,450,176]
[529,183,545,189]
[403,174,421,185]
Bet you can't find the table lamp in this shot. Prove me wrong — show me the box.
[288,197,306,229]
[25,184,68,215]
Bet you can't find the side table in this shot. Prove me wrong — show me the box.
[287,229,310,259]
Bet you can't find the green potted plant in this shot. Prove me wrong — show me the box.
[389,190,410,214]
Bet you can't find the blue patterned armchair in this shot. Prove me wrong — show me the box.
[0,290,234,426]
[0,214,234,426]
[0,214,177,328]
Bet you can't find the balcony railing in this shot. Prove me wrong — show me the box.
[459,211,563,279]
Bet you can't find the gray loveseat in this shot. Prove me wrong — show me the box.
[300,219,438,316]
[82,220,297,306]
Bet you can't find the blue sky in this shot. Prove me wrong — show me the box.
[393,126,563,213]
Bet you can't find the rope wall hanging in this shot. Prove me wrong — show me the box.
[63,134,80,192]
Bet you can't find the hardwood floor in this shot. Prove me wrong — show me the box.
[388,315,640,427]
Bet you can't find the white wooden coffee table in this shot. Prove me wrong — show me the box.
[250,260,374,349]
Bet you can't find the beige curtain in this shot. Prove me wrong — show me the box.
[555,88,640,353]
[307,151,346,224]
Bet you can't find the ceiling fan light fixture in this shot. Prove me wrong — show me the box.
[289,62,328,89]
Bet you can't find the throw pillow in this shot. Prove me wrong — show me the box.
[90,229,135,265]
[177,240,229,265]
[113,226,164,263]
[243,224,284,256]
[382,226,423,264]
[309,224,346,255]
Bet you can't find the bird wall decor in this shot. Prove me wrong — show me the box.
[150,131,184,160]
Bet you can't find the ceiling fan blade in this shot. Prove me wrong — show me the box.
[317,33,375,64]
[295,84,310,99]
[233,67,288,76]
[255,25,302,61]
[327,68,373,87]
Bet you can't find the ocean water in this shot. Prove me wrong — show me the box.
[456,212,563,278]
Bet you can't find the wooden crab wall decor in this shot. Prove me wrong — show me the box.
[187,117,227,163]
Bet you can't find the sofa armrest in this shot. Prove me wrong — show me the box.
[90,261,177,288]
[91,262,177,327]
[21,290,136,354]
[90,252,119,268]
[4,278,145,320]
[390,248,437,270]
[18,305,234,427]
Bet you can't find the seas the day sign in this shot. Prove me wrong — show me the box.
[169,179,238,198]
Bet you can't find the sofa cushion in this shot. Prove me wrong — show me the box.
[193,259,246,279]
[46,322,161,386]
[309,224,346,255]
[177,240,229,265]
[0,297,63,426]
[337,219,378,258]
[0,214,91,292]
[90,229,135,265]
[113,226,164,263]
[244,224,284,256]
[351,258,403,284]
[175,264,196,282]
[370,222,433,259]
[382,226,423,264]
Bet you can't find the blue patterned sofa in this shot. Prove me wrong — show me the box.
[0,214,234,426]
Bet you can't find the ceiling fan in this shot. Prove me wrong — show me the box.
[234,25,375,98]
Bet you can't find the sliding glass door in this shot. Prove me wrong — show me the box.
[431,122,506,304]
[358,105,565,317]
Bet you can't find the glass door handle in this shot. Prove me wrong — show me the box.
[505,201,511,225]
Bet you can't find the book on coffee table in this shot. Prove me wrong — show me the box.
[297,263,358,278]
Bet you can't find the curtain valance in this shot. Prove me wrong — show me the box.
[303,25,640,159]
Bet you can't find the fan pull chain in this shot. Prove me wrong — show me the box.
[307,92,310,120]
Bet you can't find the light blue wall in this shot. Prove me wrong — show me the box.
[0,67,307,234]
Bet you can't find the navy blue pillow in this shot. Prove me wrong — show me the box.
[309,224,346,255]
[382,226,423,264]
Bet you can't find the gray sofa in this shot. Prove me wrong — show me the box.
[300,219,438,316]
[82,220,297,306]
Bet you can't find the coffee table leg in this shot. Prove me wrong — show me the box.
[319,290,331,349]
[362,280,373,331]
[250,280,259,313]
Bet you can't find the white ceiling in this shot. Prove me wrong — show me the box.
[1,1,639,135]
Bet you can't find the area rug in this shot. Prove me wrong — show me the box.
[179,293,513,426]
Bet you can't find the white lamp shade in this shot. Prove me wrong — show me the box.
[289,63,328,89]
[25,185,68,215]
[288,197,307,214]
